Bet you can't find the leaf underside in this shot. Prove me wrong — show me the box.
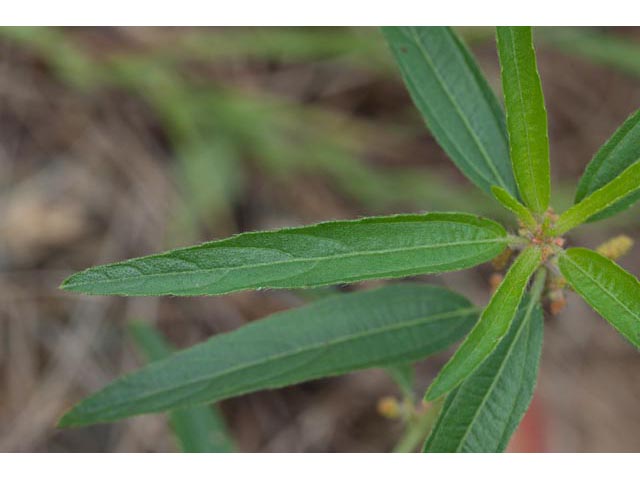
[496,26,550,214]
[559,248,640,348]
[424,293,543,452]
[59,284,479,427]
[425,246,542,401]
[575,108,640,222]
[61,212,507,297]
[382,26,518,198]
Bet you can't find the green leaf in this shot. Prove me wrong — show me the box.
[423,288,544,452]
[496,26,551,214]
[61,213,508,297]
[58,284,479,427]
[425,246,542,401]
[558,248,640,348]
[491,186,537,228]
[575,108,640,222]
[128,322,235,452]
[381,27,518,198]
[554,160,640,235]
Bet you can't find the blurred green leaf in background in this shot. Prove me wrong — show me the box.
[0,26,515,248]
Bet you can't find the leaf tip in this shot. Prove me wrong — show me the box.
[490,185,507,204]
[423,383,444,403]
[59,271,80,292]
[490,185,504,195]
[57,410,80,429]
[57,402,102,429]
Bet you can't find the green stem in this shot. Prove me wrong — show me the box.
[507,235,529,249]
[392,397,444,453]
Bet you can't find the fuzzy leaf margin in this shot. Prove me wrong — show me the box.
[61,213,508,297]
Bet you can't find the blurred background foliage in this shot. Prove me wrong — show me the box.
[0,27,638,452]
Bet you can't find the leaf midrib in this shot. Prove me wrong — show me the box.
[454,294,537,452]
[65,237,507,289]
[427,247,538,401]
[507,29,542,213]
[495,302,536,449]
[563,254,640,323]
[404,27,510,192]
[67,306,480,423]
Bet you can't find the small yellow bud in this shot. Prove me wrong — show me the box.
[377,396,401,419]
[596,235,634,260]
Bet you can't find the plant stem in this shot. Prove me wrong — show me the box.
[507,234,530,249]
[392,397,444,453]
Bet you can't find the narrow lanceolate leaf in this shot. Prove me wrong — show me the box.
[491,186,537,228]
[61,213,508,297]
[554,160,640,235]
[129,322,234,453]
[382,27,518,198]
[496,27,550,214]
[559,248,640,348]
[59,284,479,427]
[575,108,640,222]
[425,246,542,401]
[424,291,544,452]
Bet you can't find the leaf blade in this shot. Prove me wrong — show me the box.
[575,108,640,222]
[382,27,518,197]
[496,26,550,213]
[554,160,640,234]
[559,248,640,348]
[425,246,542,401]
[423,291,544,452]
[129,322,235,453]
[491,186,537,228]
[61,213,508,297]
[59,284,480,427]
